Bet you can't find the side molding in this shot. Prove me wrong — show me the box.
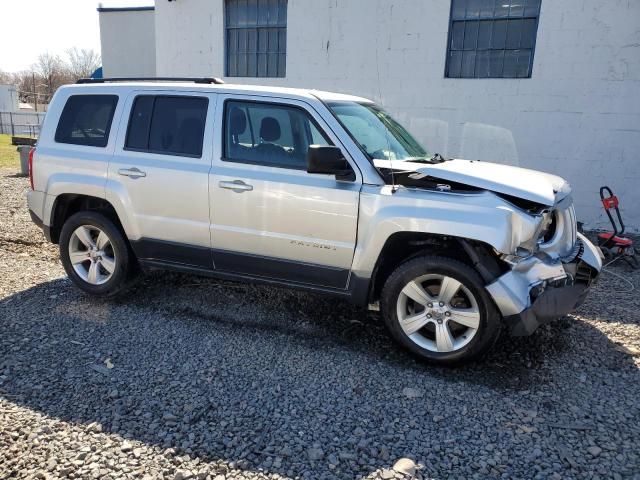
[130,238,213,269]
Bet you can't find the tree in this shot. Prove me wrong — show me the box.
[12,71,35,103]
[66,48,101,79]
[0,69,12,84]
[5,48,101,108]
[33,52,69,103]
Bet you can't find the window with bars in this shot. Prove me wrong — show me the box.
[445,0,541,78]
[225,0,287,78]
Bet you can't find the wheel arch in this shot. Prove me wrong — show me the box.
[365,232,507,305]
[49,194,126,244]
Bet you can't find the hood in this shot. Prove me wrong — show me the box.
[374,158,570,206]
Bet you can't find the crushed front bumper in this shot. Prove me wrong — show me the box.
[487,233,603,336]
[504,283,590,336]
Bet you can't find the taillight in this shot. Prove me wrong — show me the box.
[28,147,35,190]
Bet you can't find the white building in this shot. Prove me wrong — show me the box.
[98,6,156,78]
[100,0,640,231]
[0,84,18,112]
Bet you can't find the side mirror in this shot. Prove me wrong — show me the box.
[306,145,354,181]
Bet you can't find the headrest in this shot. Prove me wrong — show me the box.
[259,117,281,142]
[229,107,247,135]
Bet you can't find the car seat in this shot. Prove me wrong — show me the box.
[228,107,250,158]
[256,117,287,160]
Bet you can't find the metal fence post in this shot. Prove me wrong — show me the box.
[9,112,14,136]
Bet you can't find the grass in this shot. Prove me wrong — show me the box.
[0,134,21,168]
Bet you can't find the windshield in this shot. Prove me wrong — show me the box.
[327,101,428,162]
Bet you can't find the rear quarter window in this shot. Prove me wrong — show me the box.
[54,94,119,147]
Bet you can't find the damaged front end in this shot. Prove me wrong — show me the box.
[484,190,602,337]
[491,200,600,336]
[375,158,603,336]
[487,231,602,336]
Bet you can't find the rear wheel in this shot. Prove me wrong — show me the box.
[59,211,135,297]
[381,256,501,365]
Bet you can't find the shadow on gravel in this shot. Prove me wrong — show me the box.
[1,272,638,478]
[1,170,28,179]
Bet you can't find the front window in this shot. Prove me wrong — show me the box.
[224,100,332,169]
[327,101,428,162]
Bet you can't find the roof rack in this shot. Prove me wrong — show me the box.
[76,77,225,85]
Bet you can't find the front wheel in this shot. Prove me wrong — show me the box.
[59,211,135,297]
[381,256,501,365]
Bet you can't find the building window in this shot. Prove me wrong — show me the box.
[225,0,287,78]
[445,0,541,78]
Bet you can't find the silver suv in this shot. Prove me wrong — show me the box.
[27,78,602,365]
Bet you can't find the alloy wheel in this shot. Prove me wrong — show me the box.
[396,273,480,353]
[68,225,117,285]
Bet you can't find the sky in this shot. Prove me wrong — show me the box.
[0,0,154,73]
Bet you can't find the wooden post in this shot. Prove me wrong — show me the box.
[32,73,38,112]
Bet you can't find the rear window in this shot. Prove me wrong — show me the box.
[125,95,208,157]
[55,95,118,147]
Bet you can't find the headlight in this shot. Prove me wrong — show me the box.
[537,211,557,245]
[538,204,578,258]
[510,211,551,260]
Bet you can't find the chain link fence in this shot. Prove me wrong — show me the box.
[0,111,46,137]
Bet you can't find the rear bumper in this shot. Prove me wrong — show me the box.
[487,233,602,336]
[29,209,52,242]
[27,190,52,242]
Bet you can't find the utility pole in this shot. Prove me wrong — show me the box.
[32,72,38,112]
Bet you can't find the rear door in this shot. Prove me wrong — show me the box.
[107,90,217,269]
[209,95,361,289]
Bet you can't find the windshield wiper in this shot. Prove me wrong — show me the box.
[402,153,451,164]
[429,153,449,163]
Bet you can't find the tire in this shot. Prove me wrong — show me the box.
[380,255,501,365]
[59,211,135,297]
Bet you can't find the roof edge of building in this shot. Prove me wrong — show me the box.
[97,6,155,13]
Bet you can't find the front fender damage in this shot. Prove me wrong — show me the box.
[353,184,545,280]
[487,233,602,336]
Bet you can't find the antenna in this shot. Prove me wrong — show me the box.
[374,33,397,193]
[382,111,397,192]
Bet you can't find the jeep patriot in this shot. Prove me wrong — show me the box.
[27,78,602,364]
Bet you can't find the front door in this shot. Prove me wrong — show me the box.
[209,95,361,289]
[108,91,217,269]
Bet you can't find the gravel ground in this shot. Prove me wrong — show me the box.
[1,168,639,480]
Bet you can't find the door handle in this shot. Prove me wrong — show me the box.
[219,180,253,193]
[118,167,146,179]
